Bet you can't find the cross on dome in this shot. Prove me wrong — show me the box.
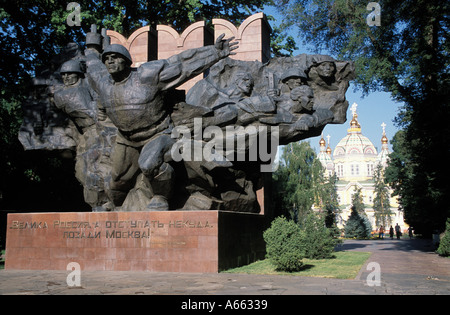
[326,134,332,155]
[348,102,361,132]
[350,102,358,116]
[381,122,388,145]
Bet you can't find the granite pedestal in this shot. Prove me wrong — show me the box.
[5,211,267,273]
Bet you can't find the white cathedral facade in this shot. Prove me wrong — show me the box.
[317,103,407,232]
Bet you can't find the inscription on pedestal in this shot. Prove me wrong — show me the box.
[6,211,266,272]
[6,211,220,272]
[10,219,213,240]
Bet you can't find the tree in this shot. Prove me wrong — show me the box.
[344,206,372,239]
[373,163,392,227]
[300,212,341,259]
[272,0,450,235]
[351,187,365,215]
[344,187,372,238]
[317,173,340,228]
[0,0,91,212]
[384,131,409,203]
[267,19,299,57]
[385,129,443,236]
[272,141,326,222]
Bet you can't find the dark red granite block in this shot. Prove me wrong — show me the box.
[5,210,266,272]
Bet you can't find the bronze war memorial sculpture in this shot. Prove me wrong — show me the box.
[19,24,354,213]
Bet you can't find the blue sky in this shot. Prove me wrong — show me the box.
[263,5,403,154]
[310,85,402,154]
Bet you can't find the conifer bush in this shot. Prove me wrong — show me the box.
[344,206,372,239]
[300,213,341,259]
[437,218,450,257]
[263,216,304,272]
[263,214,342,271]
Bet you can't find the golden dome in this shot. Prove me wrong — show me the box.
[350,115,361,128]
[319,136,326,147]
[381,122,388,145]
[348,103,361,132]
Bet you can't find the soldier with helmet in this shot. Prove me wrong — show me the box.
[86,35,238,211]
[280,68,308,92]
[54,60,97,134]
[54,59,110,209]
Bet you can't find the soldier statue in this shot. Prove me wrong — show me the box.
[85,34,238,211]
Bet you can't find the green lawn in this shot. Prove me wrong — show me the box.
[0,250,4,270]
[223,251,371,279]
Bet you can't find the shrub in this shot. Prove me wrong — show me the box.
[437,219,450,257]
[300,213,342,259]
[263,216,304,272]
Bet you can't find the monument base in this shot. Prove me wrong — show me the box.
[5,211,267,273]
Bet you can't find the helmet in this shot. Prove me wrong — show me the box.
[102,44,132,66]
[60,60,83,74]
[312,55,335,65]
[281,68,307,82]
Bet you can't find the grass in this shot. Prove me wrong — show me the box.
[223,251,371,279]
[0,250,4,270]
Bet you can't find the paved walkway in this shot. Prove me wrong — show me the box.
[0,238,449,295]
[339,238,450,294]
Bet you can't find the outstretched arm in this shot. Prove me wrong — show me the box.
[158,34,239,91]
[215,33,239,58]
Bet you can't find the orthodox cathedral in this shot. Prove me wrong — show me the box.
[317,103,407,231]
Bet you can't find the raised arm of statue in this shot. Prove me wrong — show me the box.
[84,49,110,94]
[158,34,238,91]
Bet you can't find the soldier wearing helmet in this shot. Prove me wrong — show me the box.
[59,60,84,87]
[308,55,337,90]
[101,44,133,82]
[54,60,97,133]
[280,68,308,92]
[54,59,111,209]
[86,34,238,211]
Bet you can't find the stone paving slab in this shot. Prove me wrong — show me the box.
[343,238,450,295]
[0,269,380,295]
[1,239,449,295]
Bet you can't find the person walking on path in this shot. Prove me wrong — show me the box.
[395,223,401,239]
[408,226,414,239]
[389,225,394,239]
[379,226,385,239]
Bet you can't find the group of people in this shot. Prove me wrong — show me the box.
[378,224,414,239]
